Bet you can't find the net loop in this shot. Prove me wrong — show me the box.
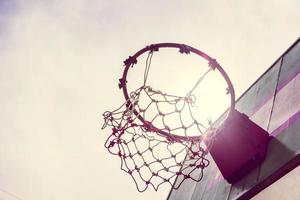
[102,85,213,191]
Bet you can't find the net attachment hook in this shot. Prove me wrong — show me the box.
[124,56,137,66]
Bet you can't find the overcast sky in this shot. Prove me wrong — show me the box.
[0,0,300,200]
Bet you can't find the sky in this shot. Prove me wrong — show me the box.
[0,0,300,200]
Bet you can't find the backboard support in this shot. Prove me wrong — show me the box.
[168,37,300,200]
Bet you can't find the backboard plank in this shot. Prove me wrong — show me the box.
[168,37,300,200]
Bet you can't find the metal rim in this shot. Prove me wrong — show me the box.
[119,43,235,142]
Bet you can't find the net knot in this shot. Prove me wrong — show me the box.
[185,94,196,105]
[102,111,113,129]
[109,141,115,148]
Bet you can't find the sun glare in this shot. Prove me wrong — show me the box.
[126,46,231,136]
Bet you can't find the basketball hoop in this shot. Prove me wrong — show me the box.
[102,43,235,191]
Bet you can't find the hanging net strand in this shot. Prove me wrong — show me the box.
[143,50,154,86]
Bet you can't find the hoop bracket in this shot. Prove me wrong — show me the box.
[124,56,137,66]
[208,58,219,70]
[148,44,159,52]
[118,78,127,89]
[179,44,191,54]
